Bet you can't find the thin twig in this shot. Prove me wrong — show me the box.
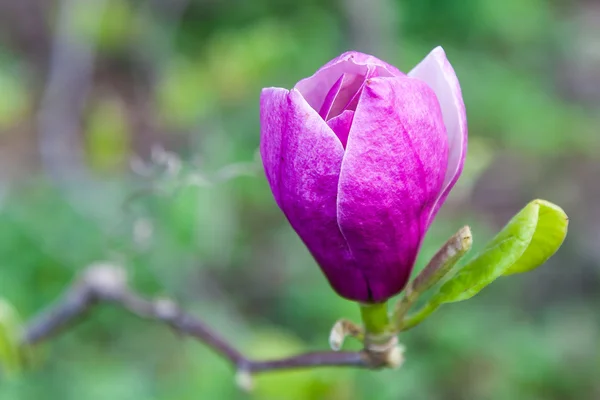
[21,263,385,385]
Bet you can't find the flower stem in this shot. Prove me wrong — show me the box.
[358,302,403,368]
[359,302,390,335]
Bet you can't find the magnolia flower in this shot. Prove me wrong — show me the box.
[260,47,467,303]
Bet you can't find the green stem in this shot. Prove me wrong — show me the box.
[399,302,439,331]
[359,302,390,335]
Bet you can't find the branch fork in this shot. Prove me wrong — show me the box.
[21,263,387,390]
[17,226,474,389]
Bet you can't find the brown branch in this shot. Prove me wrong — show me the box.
[21,264,388,388]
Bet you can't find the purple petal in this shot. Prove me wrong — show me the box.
[409,46,468,224]
[320,51,404,77]
[337,77,448,302]
[295,51,403,114]
[260,87,371,301]
[318,73,364,120]
[260,87,288,205]
[318,74,345,120]
[327,110,354,148]
[342,66,378,113]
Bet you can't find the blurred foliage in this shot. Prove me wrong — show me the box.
[0,59,29,131]
[85,96,130,172]
[0,298,24,377]
[0,0,598,399]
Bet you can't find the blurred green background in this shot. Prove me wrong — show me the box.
[0,0,599,399]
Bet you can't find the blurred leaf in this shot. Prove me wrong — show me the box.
[477,0,551,46]
[157,57,213,128]
[0,299,23,377]
[204,21,294,102]
[401,0,479,43]
[155,182,237,264]
[157,21,294,129]
[167,184,202,247]
[85,96,130,173]
[456,52,597,154]
[71,0,137,51]
[0,65,29,130]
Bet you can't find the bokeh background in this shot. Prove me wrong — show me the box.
[0,0,599,399]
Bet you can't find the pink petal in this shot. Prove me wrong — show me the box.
[318,73,364,120]
[259,87,370,301]
[318,74,345,119]
[320,51,404,77]
[327,110,354,148]
[409,46,468,223]
[260,87,288,204]
[295,51,403,114]
[337,76,448,302]
[342,66,378,113]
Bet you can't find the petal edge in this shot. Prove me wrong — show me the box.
[409,47,468,224]
[337,76,449,302]
[260,88,372,301]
